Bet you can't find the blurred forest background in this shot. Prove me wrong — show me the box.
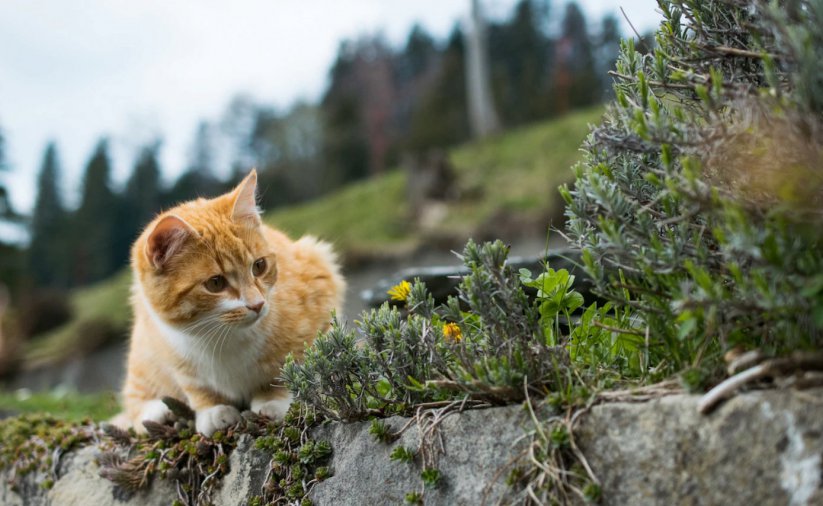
[0,0,645,400]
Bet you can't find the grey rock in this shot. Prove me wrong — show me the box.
[0,445,177,506]
[3,389,822,505]
[49,446,177,506]
[213,434,269,505]
[577,388,823,506]
[309,405,531,506]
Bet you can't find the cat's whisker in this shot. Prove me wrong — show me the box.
[185,324,217,344]
[180,314,222,333]
[199,321,226,353]
[179,323,215,341]
[188,315,228,340]
[217,324,233,359]
[194,320,225,341]
[211,323,231,364]
[180,320,212,334]
[186,320,225,362]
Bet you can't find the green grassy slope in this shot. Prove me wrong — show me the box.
[24,270,132,369]
[268,107,603,252]
[19,107,602,370]
[0,390,119,422]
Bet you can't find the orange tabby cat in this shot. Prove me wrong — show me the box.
[115,170,344,436]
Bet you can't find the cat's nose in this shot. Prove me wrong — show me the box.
[246,301,265,314]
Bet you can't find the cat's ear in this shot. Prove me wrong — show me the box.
[146,215,193,270]
[231,170,261,226]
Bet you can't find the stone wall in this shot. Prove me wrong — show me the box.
[2,388,821,505]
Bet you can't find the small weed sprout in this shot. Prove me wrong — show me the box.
[389,446,416,464]
[404,491,424,504]
[368,419,396,443]
[420,467,442,488]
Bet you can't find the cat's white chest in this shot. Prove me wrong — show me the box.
[137,286,267,404]
[165,320,267,403]
[191,337,265,403]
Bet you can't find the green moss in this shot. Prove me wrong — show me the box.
[389,445,416,464]
[404,491,424,504]
[368,419,395,443]
[98,400,332,505]
[0,413,95,489]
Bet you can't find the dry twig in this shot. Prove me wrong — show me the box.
[699,352,823,413]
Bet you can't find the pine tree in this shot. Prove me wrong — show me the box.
[553,3,598,113]
[28,142,69,287]
[490,0,553,125]
[0,124,5,171]
[72,139,118,285]
[249,103,324,208]
[595,14,622,99]
[0,125,11,219]
[116,142,162,267]
[165,122,223,206]
[0,124,24,301]
[400,25,437,80]
[321,41,370,187]
[392,24,439,144]
[407,26,471,151]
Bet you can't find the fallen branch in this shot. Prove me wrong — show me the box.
[698,352,823,414]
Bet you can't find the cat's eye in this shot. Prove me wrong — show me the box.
[204,275,227,293]
[252,258,267,277]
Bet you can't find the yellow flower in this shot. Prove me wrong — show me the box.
[387,280,412,302]
[443,322,462,342]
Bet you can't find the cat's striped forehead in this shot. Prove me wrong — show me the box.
[178,209,269,272]
[200,222,264,272]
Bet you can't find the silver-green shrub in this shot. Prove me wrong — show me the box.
[562,0,823,381]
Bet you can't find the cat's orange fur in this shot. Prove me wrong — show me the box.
[114,170,344,436]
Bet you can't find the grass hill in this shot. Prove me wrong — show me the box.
[20,107,603,371]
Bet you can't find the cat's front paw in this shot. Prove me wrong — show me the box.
[251,394,293,421]
[136,399,174,434]
[195,405,241,437]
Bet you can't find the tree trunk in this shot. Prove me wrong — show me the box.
[464,0,501,138]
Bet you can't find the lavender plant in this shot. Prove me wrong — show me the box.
[563,0,823,383]
[282,240,586,422]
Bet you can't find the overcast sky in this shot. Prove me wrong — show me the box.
[0,0,661,221]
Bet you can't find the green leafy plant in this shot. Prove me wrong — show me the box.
[282,239,637,503]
